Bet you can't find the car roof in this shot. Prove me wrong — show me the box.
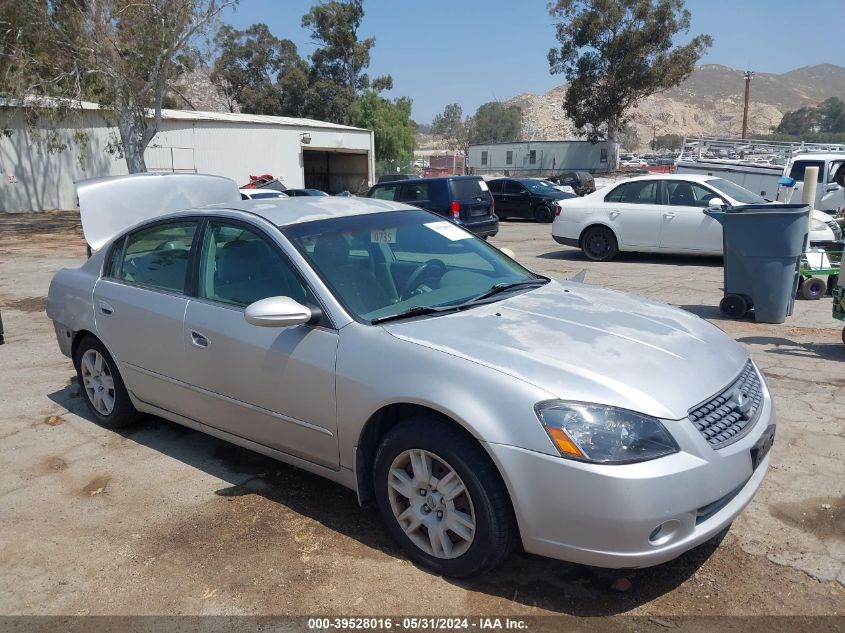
[371,175,481,186]
[609,173,721,184]
[77,173,416,250]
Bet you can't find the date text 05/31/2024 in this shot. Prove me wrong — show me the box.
[306,618,529,630]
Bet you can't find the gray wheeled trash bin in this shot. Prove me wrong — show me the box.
[703,203,811,324]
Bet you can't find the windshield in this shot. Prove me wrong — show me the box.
[708,178,767,204]
[283,209,537,323]
[521,180,558,193]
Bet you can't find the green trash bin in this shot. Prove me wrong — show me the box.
[704,203,811,324]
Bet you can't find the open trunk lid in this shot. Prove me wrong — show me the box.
[76,173,241,251]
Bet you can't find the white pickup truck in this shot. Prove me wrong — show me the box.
[778,152,845,214]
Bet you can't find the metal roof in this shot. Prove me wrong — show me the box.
[1,97,369,132]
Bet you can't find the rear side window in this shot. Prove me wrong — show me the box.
[118,221,197,293]
[487,180,504,194]
[399,183,431,202]
[372,185,399,201]
[789,160,825,183]
[104,236,126,278]
[450,179,486,200]
[605,181,659,204]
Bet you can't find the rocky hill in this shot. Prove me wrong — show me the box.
[503,64,845,150]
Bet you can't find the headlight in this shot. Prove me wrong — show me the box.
[535,401,679,464]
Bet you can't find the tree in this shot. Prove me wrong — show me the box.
[1,0,234,173]
[301,0,392,123]
[469,102,522,145]
[211,23,303,115]
[350,90,415,162]
[776,106,819,135]
[651,133,683,151]
[548,0,711,169]
[431,103,470,153]
[619,124,640,151]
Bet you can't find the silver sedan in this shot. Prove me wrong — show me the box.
[47,173,775,577]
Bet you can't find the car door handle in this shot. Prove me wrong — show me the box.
[610,210,620,218]
[664,212,676,218]
[97,300,114,315]
[190,330,210,348]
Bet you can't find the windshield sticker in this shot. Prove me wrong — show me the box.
[478,180,489,191]
[424,221,472,241]
[370,228,397,244]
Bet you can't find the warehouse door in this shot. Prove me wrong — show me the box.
[303,150,369,195]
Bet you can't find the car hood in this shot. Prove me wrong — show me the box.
[383,280,748,420]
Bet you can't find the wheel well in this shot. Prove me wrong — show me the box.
[70,329,97,362]
[355,404,508,511]
[578,223,617,247]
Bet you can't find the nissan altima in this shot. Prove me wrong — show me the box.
[47,173,776,578]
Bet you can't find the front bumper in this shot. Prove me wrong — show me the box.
[485,390,775,568]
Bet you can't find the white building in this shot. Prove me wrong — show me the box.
[0,101,375,212]
[467,140,617,176]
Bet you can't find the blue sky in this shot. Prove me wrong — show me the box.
[221,0,841,123]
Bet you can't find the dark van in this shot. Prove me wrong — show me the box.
[366,176,498,238]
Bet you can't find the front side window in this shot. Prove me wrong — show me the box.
[708,178,767,204]
[372,185,399,201]
[199,222,307,308]
[284,210,537,322]
[118,221,197,293]
[789,160,825,183]
[504,180,525,194]
[665,181,717,207]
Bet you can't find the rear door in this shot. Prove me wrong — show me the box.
[603,181,662,248]
[659,180,722,253]
[93,219,199,420]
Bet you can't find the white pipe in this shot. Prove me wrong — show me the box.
[802,165,818,236]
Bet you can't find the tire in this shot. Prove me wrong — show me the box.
[841,326,845,346]
[799,277,826,300]
[373,416,515,578]
[533,204,553,224]
[719,294,748,319]
[74,335,139,428]
[580,226,619,262]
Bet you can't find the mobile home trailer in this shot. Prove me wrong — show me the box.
[467,140,616,176]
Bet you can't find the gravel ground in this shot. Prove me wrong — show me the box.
[0,211,843,617]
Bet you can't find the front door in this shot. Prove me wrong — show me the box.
[500,179,530,218]
[659,180,723,253]
[93,219,199,420]
[183,220,339,469]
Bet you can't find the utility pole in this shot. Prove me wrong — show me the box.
[652,123,657,150]
[741,70,754,139]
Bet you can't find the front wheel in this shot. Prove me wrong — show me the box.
[799,277,826,300]
[373,417,515,577]
[580,226,619,261]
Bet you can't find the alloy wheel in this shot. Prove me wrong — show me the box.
[80,349,116,416]
[387,449,476,559]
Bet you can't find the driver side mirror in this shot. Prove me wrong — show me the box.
[520,190,530,197]
[244,296,317,327]
[707,197,725,209]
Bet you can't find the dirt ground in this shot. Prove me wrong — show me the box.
[0,211,843,617]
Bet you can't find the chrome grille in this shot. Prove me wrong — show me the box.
[688,361,763,449]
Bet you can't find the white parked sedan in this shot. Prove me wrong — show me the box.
[552,174,840,261]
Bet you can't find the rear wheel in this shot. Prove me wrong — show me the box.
[580,226,619,261]
[373,417,515,578]
[799,277,826,300]
[74,335,139,428]
[533,204,553,223]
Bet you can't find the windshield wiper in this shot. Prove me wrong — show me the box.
[370,305,454,325]
[466,276,550,304]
